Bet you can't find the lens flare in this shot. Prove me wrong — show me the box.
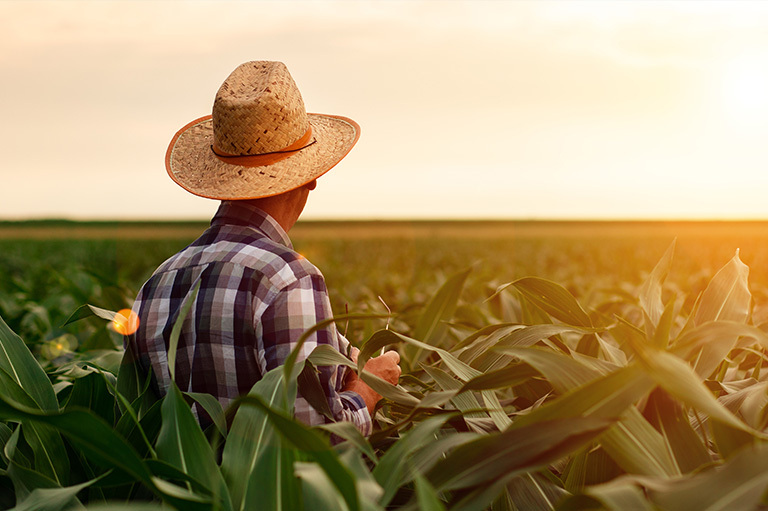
[113,309,140,335]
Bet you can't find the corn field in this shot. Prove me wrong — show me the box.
[2,228,768,509]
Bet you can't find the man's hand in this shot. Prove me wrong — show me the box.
[343,347,402,415]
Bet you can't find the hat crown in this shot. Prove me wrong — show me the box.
[212,61,309,156]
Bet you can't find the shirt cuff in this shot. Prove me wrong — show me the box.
[339,390,373,437]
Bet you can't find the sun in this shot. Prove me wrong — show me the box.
[721,55,768,123]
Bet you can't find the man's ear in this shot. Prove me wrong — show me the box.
[305,179,317,191]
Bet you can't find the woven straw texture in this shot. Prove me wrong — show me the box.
[166,61,359,200]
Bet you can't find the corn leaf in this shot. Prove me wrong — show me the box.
[221,367,298,511]
[373,415,452,506]
[638,350,755,435]
[0,314,58,412]
[503,277,593,328]
[414,267,471,347]
[508,358,678,477]
[21,422,70,487]
[234,393,360,511]
[167,281,201,382]
[426,417,612,491]
[183,391,227,440]
[639,239,675,328]
[156,382,230,508]
[559,476,655,511]
[414,473,448,511]
[295,461,350,511]
[317,421,378,463]
[10,474,104,511]
[690,251,751,377]
[645,443,768,511]
[401,268,470,370]
[0,396,155,491]
[694,249,751,326]
[644,388,710,474]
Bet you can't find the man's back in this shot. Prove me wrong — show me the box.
[130,201,371,433]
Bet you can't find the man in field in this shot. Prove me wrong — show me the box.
[129,61,400,435]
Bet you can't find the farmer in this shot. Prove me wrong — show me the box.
[128,61,400,436]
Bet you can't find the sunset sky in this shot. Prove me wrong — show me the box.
[3,0,768,220]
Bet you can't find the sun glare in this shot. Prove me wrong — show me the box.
[113,309,140,336]
[722,56,768,123]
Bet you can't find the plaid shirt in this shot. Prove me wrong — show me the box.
[129,201,371,435]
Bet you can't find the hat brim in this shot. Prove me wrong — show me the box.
[166,113,360,200]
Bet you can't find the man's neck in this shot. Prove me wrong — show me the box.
[240,188,308,232]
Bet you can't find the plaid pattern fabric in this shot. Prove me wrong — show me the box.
[128,201,371,435]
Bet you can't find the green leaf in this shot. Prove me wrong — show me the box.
[295,461,350,511]
[508,357,678,477]
[0,396,155,490]
[78,505,167,511]
[476,324,599,372]
[0,313,58,412]
[221,367,299,511]
[307,344,356,369]
[694,249,751,326]
[646,443,768,511]
[317,421,378,463]
[360,371,421,407]
[11,473,105,511]
[0,366,43,411]
[422,365,486,423]
[414,473,448,511]
[156,383,229,507]
[426,417,612,491]
[113,395,161,460]
[184,391,228,440]
[297,360,335,421]
[638,349,755,435]
[282,313,389,388]
[505,473,569,511]
[512,363,652,428]
[638,239,675,328]
[116,339,157,416]
[405,268,471,368]
[61,303,117,327]
[650,298,677,350]
[234,393,360,511]
[672,321,768,379]
[559,476,655,511]
[168,280,201,382]
[415,267,471,347]
[373,415,452,506]
[240,440,301,511]
[644,388,711,474]
[499,277,592,327]
[11,488,81,511]
[145,458,212,495]
[65,372,115,426]
[457,363,541,393]
[21,422,70,487]
[497,346,601,393]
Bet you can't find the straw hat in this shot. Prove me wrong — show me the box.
[165,61,360,200]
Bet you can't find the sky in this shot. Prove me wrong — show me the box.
[3,0,768,221]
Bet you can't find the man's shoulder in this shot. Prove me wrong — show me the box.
[236,233,323,285]
[157,224,324,288]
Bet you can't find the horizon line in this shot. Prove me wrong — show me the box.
[3,216,768,224]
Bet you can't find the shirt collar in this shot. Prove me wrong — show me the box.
[211,201,293,249]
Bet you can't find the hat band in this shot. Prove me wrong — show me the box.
[211,127,315,167]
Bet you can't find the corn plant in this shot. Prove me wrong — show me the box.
[2,241,768,510]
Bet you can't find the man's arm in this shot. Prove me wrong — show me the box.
[260,272,374,435]
[344,347,402,415]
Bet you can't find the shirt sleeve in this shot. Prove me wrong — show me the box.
[259,271,372,436]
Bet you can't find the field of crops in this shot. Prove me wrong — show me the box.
[3,219,768,510]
